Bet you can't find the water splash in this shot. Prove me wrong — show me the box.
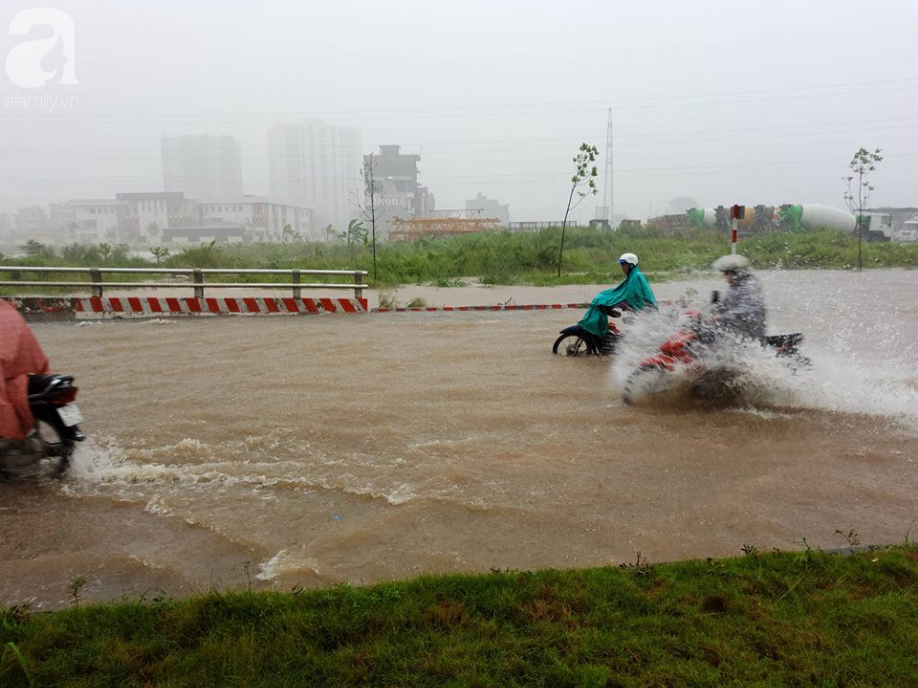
[611,297,918,434]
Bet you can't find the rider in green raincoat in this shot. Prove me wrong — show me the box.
[577,252,657,339]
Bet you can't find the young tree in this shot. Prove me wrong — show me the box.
[150,246,170,265]
[347,219,368,246]
[354,153,385,280]
[98,243,112,263]
[281,224,301,243]
[146,221,160,244]
[842,147,882,271]
[340,219,367,262]
[19,239,50,258]
[557,143,599,276]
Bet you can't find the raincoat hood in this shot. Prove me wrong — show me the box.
[0,300,50,440]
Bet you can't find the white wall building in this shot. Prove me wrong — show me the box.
[56,193,309,246]
[116,192,198,244]
[465,192,509,227]
[68,200,122,244]
[198,196,311,242]
[268,120,361,230]
[161,135,244,201]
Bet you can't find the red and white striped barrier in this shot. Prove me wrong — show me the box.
[74,296,369,317]
[372,303,590,313]
[8,296,674,321]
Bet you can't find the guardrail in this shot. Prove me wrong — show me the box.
[0,266,368,299]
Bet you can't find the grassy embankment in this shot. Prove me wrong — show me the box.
[1,546,917,686]
[2,227,917,297]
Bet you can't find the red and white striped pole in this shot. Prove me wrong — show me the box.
[730,204,744,255]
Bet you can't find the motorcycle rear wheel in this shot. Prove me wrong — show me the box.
[552,333,592,357]
[0,423,74,480]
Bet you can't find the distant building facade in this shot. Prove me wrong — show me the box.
[49,203,77,241]
[116,192,199,244]
[268,120,361,230]
[367,145,435,239]
[14,206,55,244]
[198,197,311,242]
[67,199,122,244]
[161,134,244,201]
[162,220,249,246]
[53,192,310,246]
[465,193,509,227]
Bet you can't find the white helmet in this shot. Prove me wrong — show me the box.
[713,254,750,273]
[618,252,638,266]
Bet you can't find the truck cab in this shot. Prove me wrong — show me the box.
[861,212,893,241]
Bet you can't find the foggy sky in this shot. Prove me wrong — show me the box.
[1,0,916,223]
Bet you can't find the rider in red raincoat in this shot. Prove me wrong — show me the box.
[0,300,50,440]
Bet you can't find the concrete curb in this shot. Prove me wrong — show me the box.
[7,297,674,321]
[371,303,590,314]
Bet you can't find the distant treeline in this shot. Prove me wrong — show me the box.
[2,227,917,289]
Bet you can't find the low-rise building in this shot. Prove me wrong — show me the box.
[14,206,54,243]
[198,196,311,242]
[33,193,312,247]
[116,192,198,244]
[162,220,249,245]
[0,213,11,243]
[66,200,121,244]
[465,193,509,227]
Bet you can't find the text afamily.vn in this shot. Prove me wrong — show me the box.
[5,92,79,112]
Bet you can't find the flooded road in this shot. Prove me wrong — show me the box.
[2,270,916,609]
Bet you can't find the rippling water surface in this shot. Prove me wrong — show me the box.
[2,270,916,609]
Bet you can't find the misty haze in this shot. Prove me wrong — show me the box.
[1,2,918,685]
[0,1,916,244]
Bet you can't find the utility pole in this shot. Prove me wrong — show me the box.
[603,108,614,227]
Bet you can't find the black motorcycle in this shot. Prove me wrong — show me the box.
[0,374,85,479]
[552,306,622,357]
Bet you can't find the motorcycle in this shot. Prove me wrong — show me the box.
[621,300,809,405]
[552,306,623,357]
[0,374,85,478]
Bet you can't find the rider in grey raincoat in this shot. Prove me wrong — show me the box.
[711,254,766,342]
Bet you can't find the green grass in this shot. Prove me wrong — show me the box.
[2,546,916,686]
[2,228,917,296]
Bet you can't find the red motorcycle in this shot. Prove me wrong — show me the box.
[621,311,808,405]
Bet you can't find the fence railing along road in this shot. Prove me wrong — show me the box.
[0,267,368,299]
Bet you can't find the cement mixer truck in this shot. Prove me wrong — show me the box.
[684,203,889,237]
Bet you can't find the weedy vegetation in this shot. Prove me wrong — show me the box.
[1,545,916,687]
[2,227,917,297]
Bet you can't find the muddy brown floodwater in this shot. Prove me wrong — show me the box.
[1,270,916,609]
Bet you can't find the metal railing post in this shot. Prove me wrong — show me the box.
[193,269,204,298]
[292,270,301,299]
[353,271,364,300]
[90,268,103,297]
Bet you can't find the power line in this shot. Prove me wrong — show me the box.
[1,120,916,157]
[1,154,913,186]
[4,86,918,124]
[2,77,916,119]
